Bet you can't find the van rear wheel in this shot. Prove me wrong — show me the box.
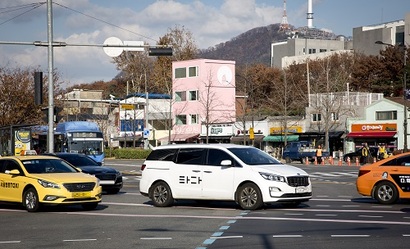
[149,181,174,207]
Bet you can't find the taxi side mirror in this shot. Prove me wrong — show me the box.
[7,169,21,175]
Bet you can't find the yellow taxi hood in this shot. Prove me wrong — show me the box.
[29,172,97,183]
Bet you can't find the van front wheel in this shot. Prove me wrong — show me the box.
[149,181,174,207]
[237,183,263,210]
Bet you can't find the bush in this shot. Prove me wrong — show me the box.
[104,148,151,159]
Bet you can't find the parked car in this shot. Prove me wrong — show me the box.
[282,141,330,163]
[0,155,102,212]
[45,153,123,194]
[343,146,378,163]
[356,151,410,204]
[140,143,312,210]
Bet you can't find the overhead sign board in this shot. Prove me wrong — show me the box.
[121,104,134,110]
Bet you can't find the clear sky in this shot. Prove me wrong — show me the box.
[0,0,409,88]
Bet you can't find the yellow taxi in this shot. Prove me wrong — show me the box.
[0,155,102,212]
[356,151,410,204]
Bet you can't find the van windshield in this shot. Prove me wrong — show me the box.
[228,147,282,165]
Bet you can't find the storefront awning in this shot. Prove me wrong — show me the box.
[346,131,396,138]
[263,135,299,142]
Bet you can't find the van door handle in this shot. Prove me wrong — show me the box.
[192,170,200,173]
[204,171,212,173]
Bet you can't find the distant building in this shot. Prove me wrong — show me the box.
[271,36,352,69]
[168,59,236,144]
[353,13,410,56]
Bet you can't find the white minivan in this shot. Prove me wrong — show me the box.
[139,144,312,210]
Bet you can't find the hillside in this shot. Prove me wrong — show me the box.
[198,23,290,66]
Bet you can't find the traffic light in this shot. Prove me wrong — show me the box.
[34,71,43,105]
[148,47,173,56]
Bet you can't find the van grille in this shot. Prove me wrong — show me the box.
[63,182,96,192]
[287,176,309,187]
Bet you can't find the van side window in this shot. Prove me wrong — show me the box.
[146,149,178,161]
[176,148,206,165]
[207,149,234,166]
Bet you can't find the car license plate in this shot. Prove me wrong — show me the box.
[72,192,91,198]
[295,186,308,193]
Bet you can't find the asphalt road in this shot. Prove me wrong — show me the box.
[1,161,410,249]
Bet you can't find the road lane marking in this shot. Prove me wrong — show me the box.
[61,211,410,226]
[0,241,21,244]
[358,215,383,218]
[210,236,243,239]
[140,237,172,240]
[63,239,97,242]
[272,235,303,238]
[331,235,370,237]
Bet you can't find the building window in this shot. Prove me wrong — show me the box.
[176,115,187,125]
[190,114,198,124]
[331,112,339,121]
[188,66,198,77]
[312,113,321,122]
[175,68,186,78]
[309,48,316,54]
[376,111,397,120]
[320,49,327,53]
[189,90,198,101]
[175,91,186,102]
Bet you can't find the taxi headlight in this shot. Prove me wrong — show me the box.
[38,179,60,189]
[259,172,286,182]
[96,178,100,188]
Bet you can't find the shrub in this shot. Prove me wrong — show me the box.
[104,148,151,159]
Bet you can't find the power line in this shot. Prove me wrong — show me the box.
[0,2,45,26]
[53,2,158,43]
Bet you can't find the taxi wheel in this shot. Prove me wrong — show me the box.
[374,181,398,204]
[237,183,263,210]
[23,188,41,212]
[149,181,174,207]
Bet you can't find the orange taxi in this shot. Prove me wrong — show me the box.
[356,151,410,204]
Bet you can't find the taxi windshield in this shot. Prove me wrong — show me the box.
[22,159,78,174]
[228,147,282,165]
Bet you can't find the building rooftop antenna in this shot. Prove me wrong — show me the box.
[279,0,290,31]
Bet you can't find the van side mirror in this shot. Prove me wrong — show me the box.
[220,160,232,166]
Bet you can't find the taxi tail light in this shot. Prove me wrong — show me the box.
[358,170,371,177]
[141,164,146,171]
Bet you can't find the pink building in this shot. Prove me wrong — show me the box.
[171,59,236,143]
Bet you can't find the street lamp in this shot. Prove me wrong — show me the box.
[375,41,408,152]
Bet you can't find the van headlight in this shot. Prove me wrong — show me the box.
[38,179,60,189]
[259,172,286,182]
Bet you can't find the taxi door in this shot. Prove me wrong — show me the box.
[169,148,206,198]
[0,159,25,202]
[200,149,235,200]
[379,154,410,198]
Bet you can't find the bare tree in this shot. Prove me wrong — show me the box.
[200,70,235,144]
[306,53,356,150]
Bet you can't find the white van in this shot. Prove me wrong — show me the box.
[139,144,312,210]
